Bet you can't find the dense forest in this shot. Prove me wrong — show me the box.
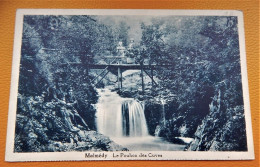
[15,15,128,152]
[14,15,247,152]
[139,16,247,151]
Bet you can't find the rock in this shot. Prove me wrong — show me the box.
[14,93,128,152]
[175,137,194,144]
[187,101,247,151]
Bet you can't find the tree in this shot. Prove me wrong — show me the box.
[117,21,130,46]
[140,19,167,66]
[142,16,246,149]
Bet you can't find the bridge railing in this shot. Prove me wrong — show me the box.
[97,56,136,65]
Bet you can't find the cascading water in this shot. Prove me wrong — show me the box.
[95,88,186,151]
[122,100,148,137]
[96,89,148,137]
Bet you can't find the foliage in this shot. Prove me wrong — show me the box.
[18,15,117,112]
[15,15,120,151]
[140,19,167,65]
[141,16,247,150]
[117,21,130,46]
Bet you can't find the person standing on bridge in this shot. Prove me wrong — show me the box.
[116,41,126,57]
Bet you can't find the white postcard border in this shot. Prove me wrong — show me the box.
[5,9,255,161]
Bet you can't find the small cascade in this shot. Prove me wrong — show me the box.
[154,125,161,137]
[96,89,149,138]
[122,100,148,137]
[160,99,166,126]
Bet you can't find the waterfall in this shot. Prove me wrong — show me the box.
[122,100,148,137]
[96,89,149,137]
[95,89,186,151]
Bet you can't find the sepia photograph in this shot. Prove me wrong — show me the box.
[5,9,254,161]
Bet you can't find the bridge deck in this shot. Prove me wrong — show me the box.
[62,62,172,70]
[89,64,157,70]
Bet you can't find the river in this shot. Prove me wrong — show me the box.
[95,88,186,151]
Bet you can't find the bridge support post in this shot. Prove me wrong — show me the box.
[120,70,123,89]
[118,67,122,91]
[141,64,144,94]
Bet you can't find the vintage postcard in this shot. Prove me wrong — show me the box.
[5,9,254,161]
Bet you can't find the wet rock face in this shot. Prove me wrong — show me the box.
[145,88,247,152]
[188,91,247,151]
[144,100,201,140]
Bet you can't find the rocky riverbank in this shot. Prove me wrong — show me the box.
[187,95,247,151]
[14,94,127,152]
[51,130,128,152]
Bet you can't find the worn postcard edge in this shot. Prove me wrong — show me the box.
[5,9,255,161]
